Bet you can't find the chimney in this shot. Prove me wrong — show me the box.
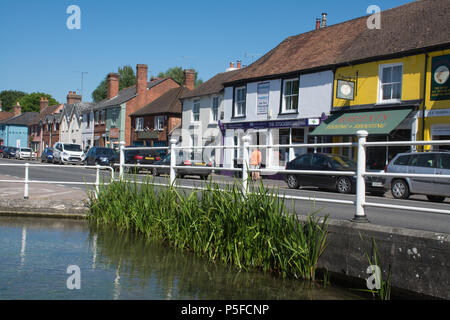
[230,62,234,69]
[316,18,321,30]
[107,73,120,99]
[13,102,21,116]
[67,91,82,104]
[184,69,195,91]
[237,60,242,69]
[40,97,49,112]
[321,13,327,28]
[136,64,148,96]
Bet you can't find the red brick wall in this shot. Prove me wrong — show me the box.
[124,78,179,145]
[130,114,181,145]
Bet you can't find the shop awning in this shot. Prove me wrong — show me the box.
[312,108,413,136]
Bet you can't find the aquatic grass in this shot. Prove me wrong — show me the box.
[88,178,329,281]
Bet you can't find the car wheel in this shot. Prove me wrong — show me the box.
[391,179,410,200]
[336,177,352,194]
[426,195,446,203]
[152,168,159,176]
[286,175,300,189]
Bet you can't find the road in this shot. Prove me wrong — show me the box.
[0,158,449,234]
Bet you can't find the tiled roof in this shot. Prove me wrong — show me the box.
[130,86,190,116]
[225,0,450,84]
[180,69,242,99]
[0,111,14,121]
[93,78,168,111]
[0,112,39,126]
[29,105,61,125]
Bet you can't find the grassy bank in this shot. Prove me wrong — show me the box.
[88,179,329,281]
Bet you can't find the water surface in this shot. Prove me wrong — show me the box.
[0,216,361,300]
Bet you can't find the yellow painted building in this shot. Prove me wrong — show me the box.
[314,49,450,168]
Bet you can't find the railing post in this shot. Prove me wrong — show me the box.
[169,138,178,186]
[241,135,250,196]
[24,163,29,199]
[95,164,100,199]
[352,130,369,223]
[119,141,125,180]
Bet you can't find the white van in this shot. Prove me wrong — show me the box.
[53,142,84,165]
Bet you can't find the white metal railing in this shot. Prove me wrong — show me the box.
[0,163,114,199]
[116,134,450,221]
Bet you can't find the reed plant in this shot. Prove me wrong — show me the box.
[88,178,329,281]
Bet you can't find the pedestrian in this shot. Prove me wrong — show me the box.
[250,148,262,182]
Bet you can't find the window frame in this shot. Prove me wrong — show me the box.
[135,117,144,132]
[234,86,247,118]
[193,100,200,123]
[378,63,403,104]
[211,96,219,123]
[281,78,300,114]
[154,116,164,131]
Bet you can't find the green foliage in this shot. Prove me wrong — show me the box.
[17,92,59,113]
[0,90,27,111]
[158,66,203,87]
[88,179,329,281]
[92,65,137,102]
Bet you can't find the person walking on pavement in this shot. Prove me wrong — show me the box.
[250,148,262,182]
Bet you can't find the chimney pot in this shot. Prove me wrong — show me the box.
[237,60,242,69]
[316,18,321,30]
[230,62,234,68]
[321,13,327,28]
[40,96,49,112]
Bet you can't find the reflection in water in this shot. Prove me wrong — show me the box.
[19,227,26,270]
[88,224,360,300]
[0,216,361,300]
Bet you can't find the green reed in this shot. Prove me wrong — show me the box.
[88,178,329,281]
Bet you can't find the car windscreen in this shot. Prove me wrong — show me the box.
[97,148,115,156]
[330,155,356,169]
[21,148,32,152]
[63,144,82,152]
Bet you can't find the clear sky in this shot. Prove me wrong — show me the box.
[0,0,413,104]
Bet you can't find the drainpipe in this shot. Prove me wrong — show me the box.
[421,52,429,150]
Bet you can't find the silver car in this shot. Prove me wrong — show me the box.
[385,151,450,202]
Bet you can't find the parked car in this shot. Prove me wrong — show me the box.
[152,152,212,179]
[384,151,450,202]
[41,147,54,163]
[123,147,163,173]
[16,147,34,160]
[83,147,119,168]
[284,153,385,195]
[1,147,18,159]
[53,142,84,165]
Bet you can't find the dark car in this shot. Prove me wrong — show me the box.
[1,147,18,159]
[284,153,385,195]
[123,147,163,173]
[83,147,119,168]
[152,152,212,179]
[41,147,54,163]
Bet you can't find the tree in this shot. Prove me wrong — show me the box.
[92,65,136,102]
[17,93,60,113]
[157,66,203,87]
[0,90,27,111]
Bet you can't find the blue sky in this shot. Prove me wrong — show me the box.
[0,0,413,103]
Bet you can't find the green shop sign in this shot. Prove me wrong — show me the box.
[430,54,450,101]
